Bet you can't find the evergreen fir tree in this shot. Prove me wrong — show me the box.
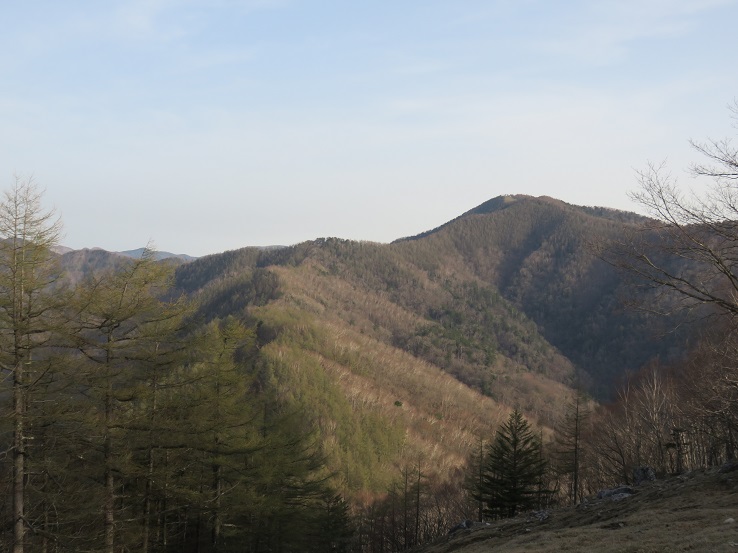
[479,409,548,519]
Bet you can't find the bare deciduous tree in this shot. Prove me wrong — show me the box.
[605,101,738,323]
[599,105,738,476]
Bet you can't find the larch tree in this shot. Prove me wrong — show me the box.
[70,247,188,553]
[466,435,486,521]
[0,177,62,553]
[186,316,260,552]
[151,315,264,552]
[553,391,589,505]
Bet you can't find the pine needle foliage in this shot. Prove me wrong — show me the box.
[478,409,548,519]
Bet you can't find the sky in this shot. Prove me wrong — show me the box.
[2,0,738,257]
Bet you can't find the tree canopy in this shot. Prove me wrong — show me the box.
[476,409,548,519]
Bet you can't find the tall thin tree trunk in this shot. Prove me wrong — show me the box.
[212,367,222,552]
[142,368,159,553]
[13,363,25,553]
[414,464,421,547]
[573,397,580,504]
[142,443,153,553]
[1,179,61,553]
[212,463,222,552]
[104,379,115,553]
[161,450,169,549]
[12,236,26,553]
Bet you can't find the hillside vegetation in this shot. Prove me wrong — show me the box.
[6,113,736,552]
[418,466,738,553]
[168,195,689,500]
[393,195,686,396]
[0,188,712,552]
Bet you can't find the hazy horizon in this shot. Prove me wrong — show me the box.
[2,1,737,257]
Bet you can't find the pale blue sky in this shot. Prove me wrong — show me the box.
[2,0,737,256]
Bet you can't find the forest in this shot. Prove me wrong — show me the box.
[0,182,353,552]
[2,121,738,552]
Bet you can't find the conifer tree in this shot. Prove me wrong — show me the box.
[70,247,188,552]
[243,408,337,553]
[180,316,260,552]
[478,409,548,519]
[0,177,63,553]
[311,492,354,553]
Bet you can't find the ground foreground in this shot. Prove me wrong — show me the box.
[419,466,738,553]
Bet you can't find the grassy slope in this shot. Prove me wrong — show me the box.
[419,466,738,553]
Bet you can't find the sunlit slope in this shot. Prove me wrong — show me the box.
[172,195,688,493]
[176,248,572,492]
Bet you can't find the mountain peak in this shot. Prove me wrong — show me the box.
[395,195,568,243]
[117,248,196,262]
[463,194,530,216]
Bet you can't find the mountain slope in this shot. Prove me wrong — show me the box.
[171,195,690,496]
[174,241,572,493]
[392,195,688,395]
[419,466,738,553]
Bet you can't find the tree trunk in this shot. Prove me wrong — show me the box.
[212,463,222,552]
[105,380,115,553]
[13,363,25,553]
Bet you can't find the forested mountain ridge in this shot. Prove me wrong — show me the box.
[392,194,688,396]
[4,192,695,551]
[174,194,686,400]
[161,195,690,499]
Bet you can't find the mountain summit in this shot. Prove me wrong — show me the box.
[166,194,689,496]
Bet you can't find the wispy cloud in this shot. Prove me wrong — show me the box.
[113,0,178,38]
[529,0,738,66]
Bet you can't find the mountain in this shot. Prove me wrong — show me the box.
[170,194,691,495]
[392,194,689,396]
[59,247,134,284]
[117,247,197,261]
[57,247,194,285]
[30,194,720,550]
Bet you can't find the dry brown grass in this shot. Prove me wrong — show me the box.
[419,467,738,553]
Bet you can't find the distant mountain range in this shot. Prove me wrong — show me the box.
[117,247,197,262]
[52,246,196,261]
[53,245,287,262]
